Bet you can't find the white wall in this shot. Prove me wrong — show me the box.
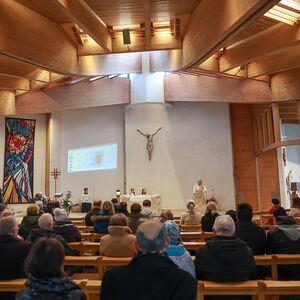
[52,106,125,203]
[0,114,46,211]
[125,102,235,211]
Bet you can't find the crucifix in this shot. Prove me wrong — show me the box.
[50,168,61,194]
[137,127,162,161]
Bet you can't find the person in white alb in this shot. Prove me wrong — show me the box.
[192,179,207,215]
[81,187,92,213]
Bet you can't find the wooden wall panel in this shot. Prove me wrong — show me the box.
[230,104,259,209]
[257,149,279,210]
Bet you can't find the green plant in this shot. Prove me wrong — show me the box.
[62,190,73,213]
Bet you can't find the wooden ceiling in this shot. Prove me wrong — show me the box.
[1,0,300,105]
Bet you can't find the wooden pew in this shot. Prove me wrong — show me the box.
[77,225,94,233]
[100,256,132,279]
[183,241,206,251]
[72,220,85,226]
[83,280,101,300]
[197,280,261,300]
[0,278,26,292]
[261,280,300,297]
[65,255,102,280]
[68,242,100,256]
[180,224,201,232]
[180,231,215,242]
[81,233,105,242]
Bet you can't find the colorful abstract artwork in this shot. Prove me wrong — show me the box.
[3,118,36,203]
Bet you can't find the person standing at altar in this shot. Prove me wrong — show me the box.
[81,187,92,213]
[129,188,136,196]
[81,187,92,203]
[192,179,207,215]
[141,188,147,195]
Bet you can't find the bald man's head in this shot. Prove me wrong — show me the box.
[136,220,167,252]
[38,213,54,230]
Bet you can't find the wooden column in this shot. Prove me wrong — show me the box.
[0,90,15,115]
[45,113,51,197]
[271,103,281,142]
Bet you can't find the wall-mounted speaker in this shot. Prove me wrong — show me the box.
[122,29,131,45]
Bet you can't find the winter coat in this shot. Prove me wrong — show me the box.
[91,212,112,234]
[100,225,136,257]
[84,208,101,226]
[16,274,86,300]
[195,236,256,300]
[19,214,40,239]
[101,252,197,300]
[128,212,143,234]
[201,212,219,232]
[267,216,300,280]
[54,220,81,242]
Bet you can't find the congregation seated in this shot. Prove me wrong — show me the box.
[0,216,31,300]
[53,208,81,243]
[289,196,300,217]
[91,200,115,234]
[180,200,201,225]
[84,200,101,226]
[225,209,237,222]
[100,213,136,257]
[19,204,40,239]
[118,201,129,216]
[101,220,196,300]
[16,238,86,300]
[235,203,267,255]
[194,215,256,300]
[27,213,78,256]
[160,209,174,223]
[201,201,219,232]
[128,203,143,234]
[141,199,153,219]
[267,214,300,280]
[164,220,196,278]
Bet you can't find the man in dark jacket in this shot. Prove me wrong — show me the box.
[195,215,256,300]
[0,216,31,300]
[236,203,267,255]
[27,213,78,256]
[101,220,196,300]
[267,215,300,280]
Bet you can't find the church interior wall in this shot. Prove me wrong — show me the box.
[125,102,235,211]
[54,106,125,204]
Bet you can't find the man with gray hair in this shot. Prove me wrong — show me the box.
[0,216,31,299]
[101,220,196,300]
[194,215,256,300]
[27,213,78,256]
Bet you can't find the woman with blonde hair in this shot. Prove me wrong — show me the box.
[19,204,40,239]
[180,200,201,225]
[91,200,115,234]
[201,201,219,232]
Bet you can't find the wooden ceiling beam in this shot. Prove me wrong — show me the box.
[220,23,300,72]
[248,44,300,78]
[53,0,112,52]
[0,0,79,75]
[143,0,151,51]
[182,0,280,69]
[0,75,30,91]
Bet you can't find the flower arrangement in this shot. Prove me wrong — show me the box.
[62,190,73,214]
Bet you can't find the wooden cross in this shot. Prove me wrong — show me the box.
[50,168,61,194]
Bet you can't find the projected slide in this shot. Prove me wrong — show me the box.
[68,144,117,173]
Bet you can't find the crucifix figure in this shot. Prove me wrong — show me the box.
[137,127,162,161]
[50,168,61,194]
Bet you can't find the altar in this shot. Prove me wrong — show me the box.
[120,194,161,215]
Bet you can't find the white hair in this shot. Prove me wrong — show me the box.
[0,216,18,235]
[38,213,54,230]
[53,208,68,222]
[213,215,235,237]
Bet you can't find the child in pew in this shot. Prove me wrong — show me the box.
[164,220,196,278]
